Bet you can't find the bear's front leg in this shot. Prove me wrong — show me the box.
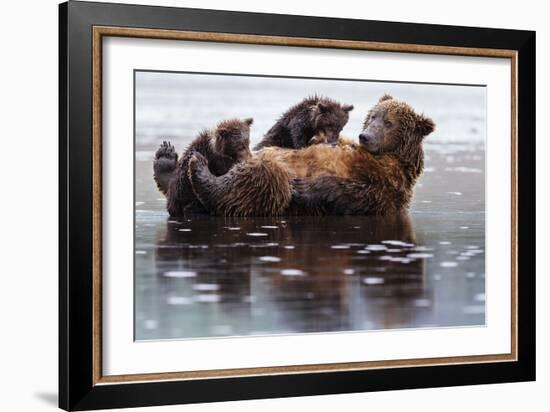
[291,176,370,215]
[188,152,220,212]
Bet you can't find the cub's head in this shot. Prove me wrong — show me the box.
[214,117,254,161]
[359,94,435,158]
[308,98,354,145]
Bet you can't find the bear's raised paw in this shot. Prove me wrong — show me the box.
[155,141,178,161]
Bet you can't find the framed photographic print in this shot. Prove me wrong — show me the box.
[59,1,535,410]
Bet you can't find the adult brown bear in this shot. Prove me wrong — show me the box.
[187,95,435,216]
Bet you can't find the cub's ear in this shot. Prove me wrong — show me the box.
[342,104,354,112]
[243,117,254,126]
[310,102,329,117]
[378,94,393,103]
[317,102,330,113]
[415,114,435,137]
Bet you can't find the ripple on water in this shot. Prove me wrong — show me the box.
[363,277,385,285]
[440,261,458,268]
[258,256,282,262]
[446,166,483,173]
[379,256,413,264]
[382,240,414,247]
[193,284,220,291]
[331,245,350,249]
[195,294,221,303]
[281,269,306,276]
[414,299,431,307]
[164,270,197,278]
[249,242,279,248]
[407,253,434,259]
[167,296,193,305]
[243,295,256,303]
[475,293,486,302]
[412,246,434,252]
[366,244,387,251]
[247,232,268,237]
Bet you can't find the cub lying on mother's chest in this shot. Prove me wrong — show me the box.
[188,94,435,216]
[254,95,354,150]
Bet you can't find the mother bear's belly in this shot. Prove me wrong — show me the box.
[255,145,356,179]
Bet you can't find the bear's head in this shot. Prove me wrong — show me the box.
[359,94,435,174]
[308,98,354,145]
[214,117,254,161]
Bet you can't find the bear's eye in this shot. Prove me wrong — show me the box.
[384,120,393,128]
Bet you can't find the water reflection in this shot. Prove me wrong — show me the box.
[136,212,453,339]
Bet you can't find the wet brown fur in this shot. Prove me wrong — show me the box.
[188,95,434,216]
[254,95,353,150]
[153,118,253,216]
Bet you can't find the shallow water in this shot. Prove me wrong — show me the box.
[134,72,485,340]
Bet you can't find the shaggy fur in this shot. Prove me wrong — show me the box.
[189,155,293,217]
[153,118,253,216]
[294,95,435,215]
[188,95,434,216]
[254,95,354,150]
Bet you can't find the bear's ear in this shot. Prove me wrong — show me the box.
[378,94,393,103]
[243,117,254,126]
[310,102,330,117]
[415,114,435,137]
[316,102,330,113]
[342,104,354,112]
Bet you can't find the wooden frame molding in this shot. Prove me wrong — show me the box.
[91,25,518,386]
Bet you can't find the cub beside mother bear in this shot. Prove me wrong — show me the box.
[154,94,435,216]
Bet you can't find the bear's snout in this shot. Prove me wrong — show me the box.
[359,133,372,144]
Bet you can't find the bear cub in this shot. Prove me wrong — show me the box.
[254,95,354,150]
[153,118,253,216]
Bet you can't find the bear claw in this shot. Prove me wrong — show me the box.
[155,141,177,161]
